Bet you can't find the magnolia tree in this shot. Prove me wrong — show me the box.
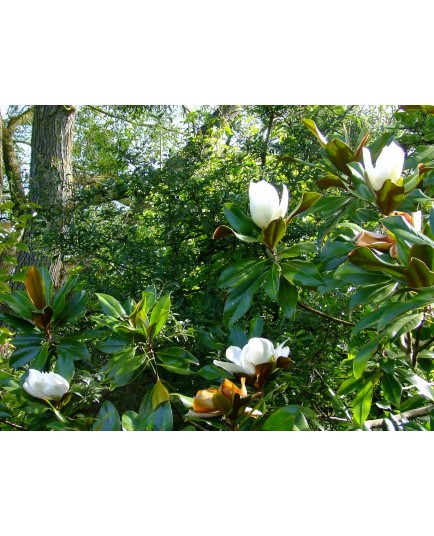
[1,115,434,431]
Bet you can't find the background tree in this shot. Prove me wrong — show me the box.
[16,105,76,287]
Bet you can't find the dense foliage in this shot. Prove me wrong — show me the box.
[1,104,434,431]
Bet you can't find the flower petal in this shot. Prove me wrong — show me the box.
[213,359,252,375]
[249,181,280,229]
[243,337,274,366]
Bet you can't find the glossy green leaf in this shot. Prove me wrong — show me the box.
[159,364,195,376]
[308,197,350,222]
[96,336,130,354]
[223,203,260,236]
[349,282,397,310]
[12,333,45,347]
[381,373,402,408]
[151,379,170,410]
[157,347,199,367]
[198,364,232,381]
[263,263,280,301]
[93,401,121,431]
[277,241,317,259]
[52,291,88,326]
[223,270,269,325]
[278,275,297,318]
[282,260,323,288]
[262,218,287,249]
[52,275,79,311]
[148,293,171,338]
[374,179,405,215]
[407,257,434,287]
[352,380,375,427]
[262,405,316,431]
[325,138,356,175]
[386,312,423,339]
[95,293,126,319]
[0,291,35,319]
[286,192,322,223]
[213,224,260,243]
[334,263,393,286]
[337,375,365,396]
[353,334,385,378]
[397,370,434,402]
[315,174,346,189]
[102,346,145,388]
[249,315,264,339]
[348,247,407,282]
[54,354,75,382]
[57,339,91,363]
[218,259,268,289]
[377,291,434,331]
[151,401,173,431]
[302,118,328,148]
[9,344,49,369]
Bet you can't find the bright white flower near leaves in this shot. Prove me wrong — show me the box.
[249,180,288,229]
[362,142,405,191]
[23,369,69,401]
[213,337,290,376]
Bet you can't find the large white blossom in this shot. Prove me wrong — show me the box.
[23,369,69,401]
[362,142,405,191]
[249,181,288,229]
[213,337,290,376]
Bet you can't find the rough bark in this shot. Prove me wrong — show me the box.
[0,109,3,198]
[1,107,33,207]
[16,105,76,287]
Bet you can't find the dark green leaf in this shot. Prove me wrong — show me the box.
[262,405,316,431]
[282,260,323,288]
[54,354,75,382]
[352,380,375,427]
[95,293,126,319]
[278,276,297,318]
[263,263,280,301]
[9,344,49,369]
[223,203,260,237]
[198,364,232,381]
[223,270,268,325]
[262,218,287,249]
[218,259,268,289]
[96,337,131,354]
[374,180,405,215]
[157,347,199,366]
[93,401,121,431]
[353,334,385,378]
[381,373,402,408]
[148,293,171,338]
[325,138,356,175]
[52,291,88,326]
[348,247,407,282]
[286,192,322,222]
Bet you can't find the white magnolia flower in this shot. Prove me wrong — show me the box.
[213,337,290,376]
[362,141,405,191]
[23,369,70,401]
[249,180,289,229]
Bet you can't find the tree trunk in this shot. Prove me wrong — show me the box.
[0,108,3,198]
[16,105,76,287]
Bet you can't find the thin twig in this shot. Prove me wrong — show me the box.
[297,301,355,327]
[0,418,27,430]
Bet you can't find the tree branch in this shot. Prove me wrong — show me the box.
[364,404,434,430]
[297,301,355,327]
